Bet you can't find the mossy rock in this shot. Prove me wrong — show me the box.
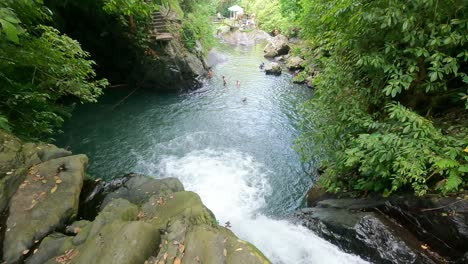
[3,155,88,263]
[101,175,184,208]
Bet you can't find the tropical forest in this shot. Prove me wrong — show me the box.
[0,0,467,263]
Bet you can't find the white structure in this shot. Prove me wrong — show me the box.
[228,5,244,20]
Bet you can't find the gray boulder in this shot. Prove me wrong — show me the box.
[3,155,88,263]
[286,56,305,70]
[265,62,282,76]
[264,34,290,58]
[101,175,184,208]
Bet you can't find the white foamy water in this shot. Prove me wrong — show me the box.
[147,149,368,264]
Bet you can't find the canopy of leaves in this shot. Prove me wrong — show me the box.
[293,0,468,196]
[0,1,107,141]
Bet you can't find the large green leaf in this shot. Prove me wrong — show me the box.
[0,18,19,44]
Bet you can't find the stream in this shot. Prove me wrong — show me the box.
[58,43,367,264]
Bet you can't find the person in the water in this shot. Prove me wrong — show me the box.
[222,76,227,86]
[236,80,240,87]
[259,62,265,70]
[208,69,213,79]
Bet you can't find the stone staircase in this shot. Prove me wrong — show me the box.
[150,11,173,41]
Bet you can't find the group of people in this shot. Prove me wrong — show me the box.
[207,69,241,88]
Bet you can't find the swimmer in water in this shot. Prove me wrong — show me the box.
[208,69,213,79]
[222,76,227,86]
[236,80,240,87]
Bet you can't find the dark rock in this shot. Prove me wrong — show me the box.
[77,173,134,220]
[295,206,436,264]
[265,62,282,76]
[382,193,468,260]
[306,183,335,207]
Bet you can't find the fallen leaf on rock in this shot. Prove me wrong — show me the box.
[173,241,179,245]
[6,171,13,175]
[33,249,38,254]
[22,249,29,255]
[178,244,185,253]
[173,257,181,264]
[34,240,39,243]
[158,261,165,264]
[163,252,168,260]
[235,248,243,251]
[41,180,47,184]
[223,248,227,257]
[73,227,81,234]
[56,179,62,184]
[56,249,79,264]
[51,185,58,193]
[421,244,429,250]
[194,256,200,262]
[223,237,228,243]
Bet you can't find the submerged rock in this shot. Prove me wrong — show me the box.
[264,35,290,58]
[265,62,282,76]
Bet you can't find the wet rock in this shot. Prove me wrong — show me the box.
[382,193,468,260]
[264,35,290,58]
[265,62,282,76]
[306,183,335,207]
[3,154,88,263]
[101,175,184,208]
[286,56,305,70]
[77,173,135,220]
[295,205,435,264]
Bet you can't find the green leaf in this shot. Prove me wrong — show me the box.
[459,165,468,173]
[0,18,19,44]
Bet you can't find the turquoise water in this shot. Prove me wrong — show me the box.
[58,43,367,264]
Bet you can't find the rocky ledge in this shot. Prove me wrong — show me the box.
[0,130,270,264]
[293,184,468,264]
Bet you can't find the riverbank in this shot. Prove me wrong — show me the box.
[0,130,270,264]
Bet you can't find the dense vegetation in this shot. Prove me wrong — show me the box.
[0,0,214,141]
[0,0,107,141]
[286,0,468,196]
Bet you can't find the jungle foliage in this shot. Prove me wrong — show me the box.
[0,0,107,141]
[289,0,468,196]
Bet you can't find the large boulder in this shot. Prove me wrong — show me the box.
[101,175,184,208]
[295,188,468,263]
[26,185,270,264]
[26,198,160,264]
[264,34,290,58]
[0,131,72,213]
[265,62,282,76]
[3,155,88,263]
[295,200,436,264]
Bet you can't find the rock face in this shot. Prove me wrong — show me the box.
[0,130,270,264]
[138,7,208,91]
[296,185,468,263]
[265,62,282,76]
[264,34,290,58]
[286,56,304,70]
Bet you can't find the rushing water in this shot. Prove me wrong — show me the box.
[58,43,367,263]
